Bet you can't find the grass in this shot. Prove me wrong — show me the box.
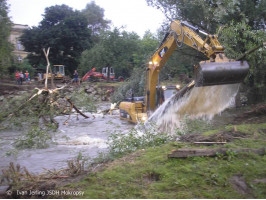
[61,122,266,199]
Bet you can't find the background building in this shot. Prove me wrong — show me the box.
[9,24,29,63]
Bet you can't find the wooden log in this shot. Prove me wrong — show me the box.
[65,97,89,119]
[168,148,265,158]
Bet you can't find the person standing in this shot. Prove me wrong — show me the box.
[73,70,79,85]
[19,71,24,85]
[15,71,20,85]
[25,71,29,82]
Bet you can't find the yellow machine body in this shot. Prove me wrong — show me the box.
[43,65,65,80]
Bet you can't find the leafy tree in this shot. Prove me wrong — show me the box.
[219,21,266,102]
[17,59,36,78]
[0,0,13,76]
[20,5,92,74]
[133,31,160,68]
[146,0,266,32]
[111,67,146,103]
[79,28,142,78]
[146,0,265,74]
[82,1,110,36]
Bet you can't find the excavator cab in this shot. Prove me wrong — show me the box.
[155,85,181,107]
[53,65,65,79]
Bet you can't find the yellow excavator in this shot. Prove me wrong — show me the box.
[119,20,249,123]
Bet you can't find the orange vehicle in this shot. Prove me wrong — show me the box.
[82,67,123,82]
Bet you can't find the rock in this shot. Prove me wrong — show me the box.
[91,91,98,95]
[17,91,27,95]
[0,96,4,101]
[78,88,85,93]
[85,87,94,93]
[7,95,14,99]
[101,96,107,101]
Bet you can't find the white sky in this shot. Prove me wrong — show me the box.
[7,0,167,37]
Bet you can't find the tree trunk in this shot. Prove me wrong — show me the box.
[168,148,265,158]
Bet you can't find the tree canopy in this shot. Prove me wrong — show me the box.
[82,1,110,36]
[147,0,266,32]
[143,0,266,103]
[0,0,13,75]
[20,4,92,74]
[79,29,159,79]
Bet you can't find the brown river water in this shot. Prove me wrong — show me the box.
[0,103,134,175]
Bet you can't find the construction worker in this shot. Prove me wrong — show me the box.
[25,71,30,82]
[19,71,24,85]
[73,70,79,85]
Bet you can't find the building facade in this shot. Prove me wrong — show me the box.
[9,24,29,63]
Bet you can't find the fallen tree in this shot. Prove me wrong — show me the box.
[168,148,266,158]
[0,48,91,131]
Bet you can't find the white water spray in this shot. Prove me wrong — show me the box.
[147,84,240,133]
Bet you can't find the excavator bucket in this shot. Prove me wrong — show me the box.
[194,61,249,87]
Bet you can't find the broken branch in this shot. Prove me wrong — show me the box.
[65,96,89,119]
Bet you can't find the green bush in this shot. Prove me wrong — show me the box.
[14,127,52,149]
[108,123,174,158]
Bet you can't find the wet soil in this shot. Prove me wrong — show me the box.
[0,79,40,96]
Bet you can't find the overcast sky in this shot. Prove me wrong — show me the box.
[7,0,167,37]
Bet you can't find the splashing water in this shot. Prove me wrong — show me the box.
[147,84,240,133]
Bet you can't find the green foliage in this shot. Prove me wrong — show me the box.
[82,1,110,36]
[20,4,92,74]
[0,90,60,131]
[220,21,266,89]
[14,126,52,149]
[147,0,266,31]
[108,123,173,158]
[68,88,97,112]
[111,67,146,103]
[180,117,214,135]
[0,0,13,76]
[79,29,140,78]
[14,59,36,78]
[215,150,237,161]
[143,0,266,102]
[79,29,159,79]
[70,132,266,198]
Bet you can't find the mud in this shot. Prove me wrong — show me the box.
[230,175,254,197]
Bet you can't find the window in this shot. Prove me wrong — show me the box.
[16,40,23,51]
[17,55,22,63]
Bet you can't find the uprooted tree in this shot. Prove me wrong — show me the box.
[0,48,92,137]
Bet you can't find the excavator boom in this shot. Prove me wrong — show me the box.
[119,20,249,123]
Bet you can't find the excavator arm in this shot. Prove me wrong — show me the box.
[119,20,249,123]
[145,20,249,111]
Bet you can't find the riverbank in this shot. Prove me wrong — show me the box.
[1,103,265,199]
[62,104,266,199]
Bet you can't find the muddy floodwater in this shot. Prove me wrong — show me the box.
[0,103,134,175]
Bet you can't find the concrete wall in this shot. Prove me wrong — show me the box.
[9,24,29,62]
